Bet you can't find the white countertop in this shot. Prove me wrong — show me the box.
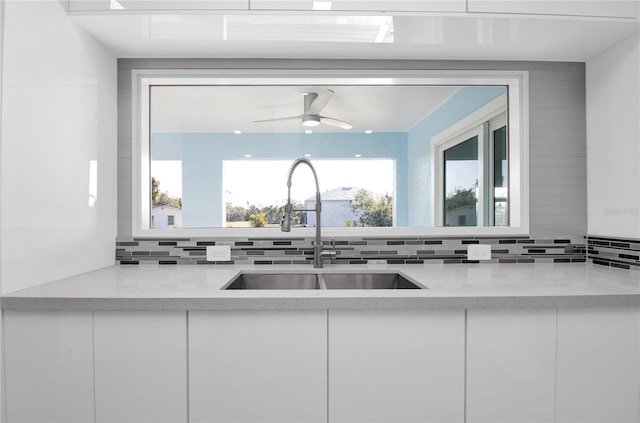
[2,263,639,310]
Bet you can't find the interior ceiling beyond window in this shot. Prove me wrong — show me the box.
[150,85,461,133]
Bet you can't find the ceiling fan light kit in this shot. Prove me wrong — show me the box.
[302,115,321,127]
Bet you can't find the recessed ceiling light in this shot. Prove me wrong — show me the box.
[365,130,373,134]
[304,154,311,157]
[234,130,242,135]
[355,154,362,158]
[313,1,332,11]
[244,154,252,158]
[305,130,313,134]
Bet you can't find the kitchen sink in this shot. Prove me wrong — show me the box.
[223,273,321,290]
[222,271,425,290]
[322,272,423,290]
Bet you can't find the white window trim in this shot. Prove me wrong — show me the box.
[132,69,529,238]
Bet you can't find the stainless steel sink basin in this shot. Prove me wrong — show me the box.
[222,271,425,290]
[322,272,423,289]
[223,273,321,290]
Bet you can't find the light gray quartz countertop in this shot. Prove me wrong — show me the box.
[1,263,639,310]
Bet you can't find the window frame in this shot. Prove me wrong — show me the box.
[132,69,529,238]
[432,94,514,228]
[488,112,509,227]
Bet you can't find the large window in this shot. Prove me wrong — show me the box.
[133,70,528,236]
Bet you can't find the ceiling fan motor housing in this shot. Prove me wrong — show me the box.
[303,92,319,113]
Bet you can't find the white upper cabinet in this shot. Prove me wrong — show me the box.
[68,0,248,11]
[68,0,467,12]
[250,0,466,12]
[467,0,639,19]
[67,0,638,19]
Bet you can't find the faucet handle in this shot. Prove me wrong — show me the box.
[321,239,337,260]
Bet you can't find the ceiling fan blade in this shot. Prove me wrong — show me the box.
[253,115,302,123]
[320,116,353,130]
[309,89,335,114]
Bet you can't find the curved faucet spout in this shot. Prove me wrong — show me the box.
[281,158,324,268]
[286,158,321,192]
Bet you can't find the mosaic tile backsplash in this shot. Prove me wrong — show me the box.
[587,236,640,271]
[116,235,586,266]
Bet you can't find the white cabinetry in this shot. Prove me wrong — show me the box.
[68,0,465,12]
[328,310,465,423]
[467,0,638,19]
[188,310,328,423]
[67,0,638,16]
[3,310,95,423]
[4,305,640,423]
[250,0,466,12]
[555,307,640,423]
[68,0,248,11]
[466,308,557,423]
[93,311,188,423]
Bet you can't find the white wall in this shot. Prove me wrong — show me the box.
[586,32,640,239]
[1,0,117,294]
[0,0,7,419]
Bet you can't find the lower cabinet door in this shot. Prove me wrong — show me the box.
[328,309,465,423]
[466,308,557,423]
[556,306,640,423]
[3,310,95,423]
[93,311,188,423]
[189,310,328,423]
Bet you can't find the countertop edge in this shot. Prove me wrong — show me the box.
[3,294,639,311]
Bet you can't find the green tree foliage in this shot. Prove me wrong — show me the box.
[445,187,477,211]
[225,202,247,222]
[290,202,307,226]
[152,177,182,209]
[262,205,282,225]
[248,212,268,227]
[350,189,393,227]
[226,202,307,226]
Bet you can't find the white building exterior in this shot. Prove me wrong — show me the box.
[305,187,360,227]
[152,205,183,229]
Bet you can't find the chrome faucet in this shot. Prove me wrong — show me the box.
[281,158,329,268]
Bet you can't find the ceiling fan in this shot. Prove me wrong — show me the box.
[253,89,353,130]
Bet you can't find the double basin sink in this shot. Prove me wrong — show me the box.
[222,271,426,290]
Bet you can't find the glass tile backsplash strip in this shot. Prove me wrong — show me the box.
[116,236,586,266]
[587,236,640,271]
